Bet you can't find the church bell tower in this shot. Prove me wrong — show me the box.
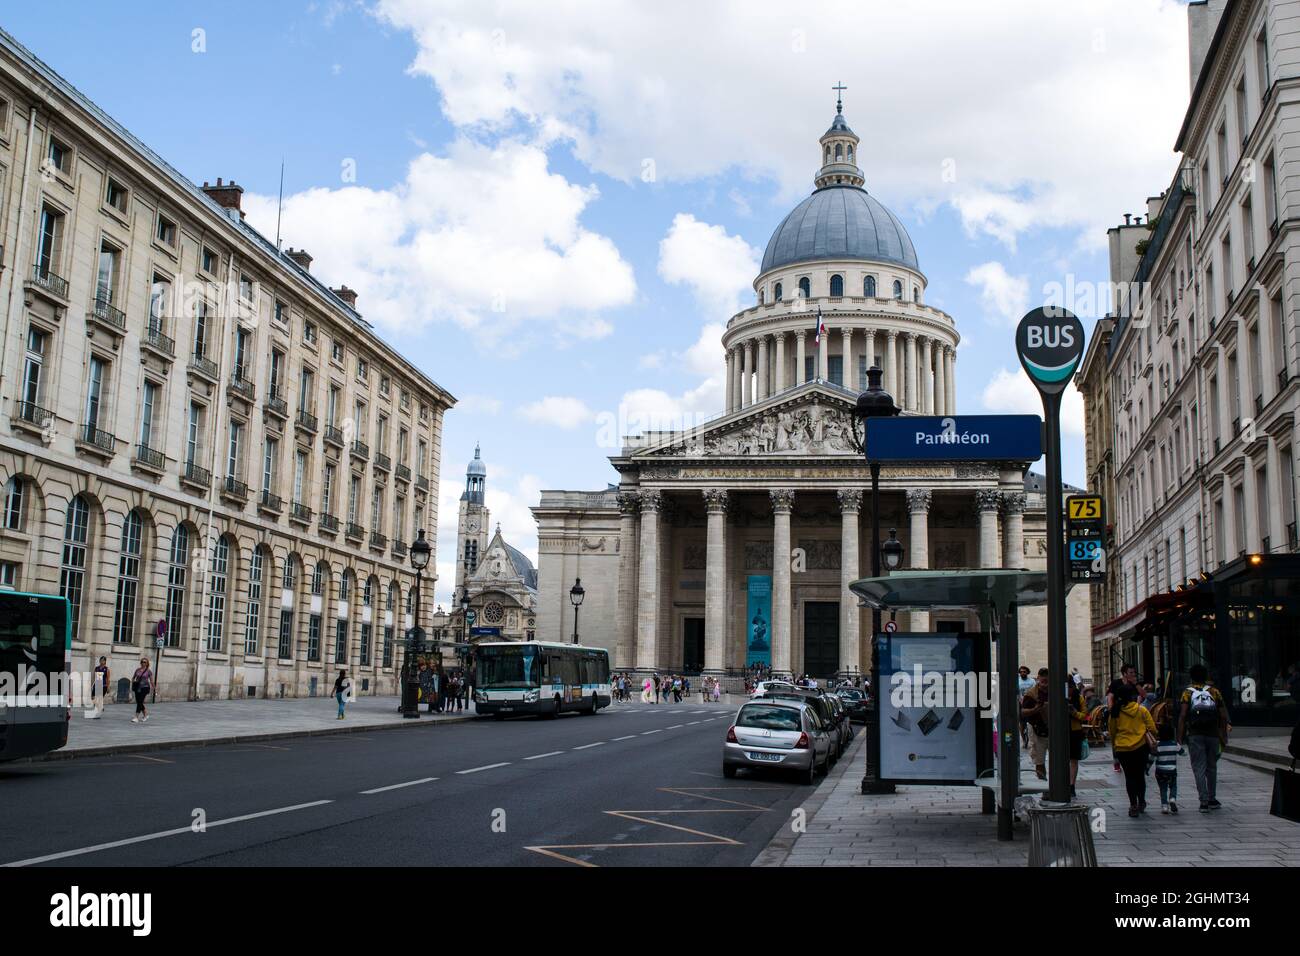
[456,444,490,599]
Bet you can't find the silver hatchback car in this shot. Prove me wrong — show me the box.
[723,698,831,784]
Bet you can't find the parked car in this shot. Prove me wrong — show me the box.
[751,680,799,698]
[756,688,846,763]
[834,687,868,723]
[724,698,830,784]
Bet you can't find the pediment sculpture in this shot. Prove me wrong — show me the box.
[650,401,859,458]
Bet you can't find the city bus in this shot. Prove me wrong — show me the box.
[0,591,72,761]
[473,641,610,718]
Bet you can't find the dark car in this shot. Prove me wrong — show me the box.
[756,688,848,763]
[834,687,868,723]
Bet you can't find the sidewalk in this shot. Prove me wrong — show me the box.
[756,735,1298,867]
[42,695,476,761]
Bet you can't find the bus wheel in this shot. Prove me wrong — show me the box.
[587,693,599,715]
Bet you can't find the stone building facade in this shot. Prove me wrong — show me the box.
[0,28,454,699]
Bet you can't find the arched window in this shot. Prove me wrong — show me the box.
[864,275,877,297]
[829,274,844,297]
[113,510,144,644]
[847,145,854,163]
[336,570,353,664]
[276,553,298,661]
[308,561,327,662]
[825,146,831,163]
[359,575,374,667]
[206,536,230,651]
[758,287,765,305]
[892,280,903,300]
[913,285,920,303]
[244,547,265,657]
[165,525,190,647]
[383,582,398,667]
[798,277,811,299]
[3,476,25,531]
[774,281,783,301]
[835,143,843,160]
[60,496,91,642]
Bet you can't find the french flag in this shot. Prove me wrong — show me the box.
[814,305,826,346]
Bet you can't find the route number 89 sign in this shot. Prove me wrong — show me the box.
[1065,494,1106,583]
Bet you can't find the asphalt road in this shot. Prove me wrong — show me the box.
[0,701,837,867]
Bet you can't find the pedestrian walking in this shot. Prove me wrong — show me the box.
[464,663,477,711]
[334,669,352,719]
[642,676,654,704]
[1110,682,1157,816]
[653,674,661,704]
[1154,707,1182,814]
[1016,665,1034,749]
[1020,668,1051,779]
[130,657,153,723]
[89,656,109,719]
[1177,663,1230,812]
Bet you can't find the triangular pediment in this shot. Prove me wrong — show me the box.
[630,381,862,459]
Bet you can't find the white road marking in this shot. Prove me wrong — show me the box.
[612,735,636,741]
[667,724,684,729]
[456,762,511,774]
[524,751,564,761]
[360,777,438,795]
[641,729,663,736]
[3,800,334,867]
[572,742,605,750]
[686,721,701,725]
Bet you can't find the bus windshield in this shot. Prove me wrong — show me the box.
[477,645,542,688]
[0,593,68,673]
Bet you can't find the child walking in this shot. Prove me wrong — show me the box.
[1154,710,1181,814]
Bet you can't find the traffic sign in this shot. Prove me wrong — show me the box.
[1015,307,1085,395]
[1066,493,1107,583]
[883,621,897,633]
[864,414,1042,462]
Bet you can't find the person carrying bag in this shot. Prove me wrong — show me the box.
[1270,718,1300,823]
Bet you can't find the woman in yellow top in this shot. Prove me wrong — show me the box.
[1109,683,1157,816]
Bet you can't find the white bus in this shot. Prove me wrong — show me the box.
[473,641,610,718]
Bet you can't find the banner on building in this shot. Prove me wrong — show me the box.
[745,575,772,667]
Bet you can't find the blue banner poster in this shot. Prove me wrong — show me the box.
[745,575,773,667]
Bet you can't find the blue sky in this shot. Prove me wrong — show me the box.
[3,1,1195,605]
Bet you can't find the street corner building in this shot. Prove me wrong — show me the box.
[0,28,455,700]
[532,102,1091,678]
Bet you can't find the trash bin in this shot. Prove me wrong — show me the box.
[1027,802,1097,867]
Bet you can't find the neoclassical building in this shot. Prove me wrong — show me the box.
[534,101,1090,678]
[0,28,454,700]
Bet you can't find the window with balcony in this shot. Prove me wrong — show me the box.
[186,402,204,468]
[36,204,65,283]
[20,326,48,422]
[322,463,336,516]
[263,437,278,493]
[83,354,112,449]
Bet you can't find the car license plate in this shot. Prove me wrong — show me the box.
[747,751,781,762]
[500,706,513,712]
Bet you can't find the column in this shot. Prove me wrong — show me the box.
[1001,492,1026,570]
[731,348,743,411]
[885,330,898,398]
[741,341,753,408]
[724,349,734,413]
[770,489,795,675]
[757,335,769,400]
[795,330,807,386]
[920,337,933,414]
[819,324,829,381]
[976,489,1002,568]
[905,332,918,411]
[838,489,862,676]
[703,489,728,673]
[945,345,957,414]
[616,492,640,668]
[636,491,661,671]
[842,327,854,391]
[863,329,876,388]
[775,332,787,394]
[934,343,946,417]
[907,489,931,631]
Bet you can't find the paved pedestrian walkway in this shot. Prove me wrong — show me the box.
[756,735,1297,867]
[48,695,475,760]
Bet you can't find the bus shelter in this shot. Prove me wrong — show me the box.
[850,569,1063,841]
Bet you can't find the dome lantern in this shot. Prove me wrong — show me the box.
[815,82,864,189]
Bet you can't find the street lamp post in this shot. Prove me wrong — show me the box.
[459,589,471,654]
[569,577,585,644]
[402,529,432,719]
[852,366,901,795]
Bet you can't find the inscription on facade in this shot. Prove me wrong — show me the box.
[744,542,773,570]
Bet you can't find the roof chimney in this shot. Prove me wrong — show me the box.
[331,285,358,308]
[202,177,245,219]
[1123,213,1131,225]
[285,248,313,272]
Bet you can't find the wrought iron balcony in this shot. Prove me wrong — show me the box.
[375,452,391,472]
[79,423,116,455]
[90,294,127,333]
[296,408,318,433]
[13,400,54,430]
[351,440,369,461]
[229,369,255,401]
[415,475,429,492]
[259,489,283,514]
[181,460,211,488]
[189,352,219,382]
[142,321,175,358]
[265,388,288,419]
[346,521,365,541]
[391,540,408,559]
[222,475,249,500]
[395,463,412,483]
[319,513,340,533]
[134,443,165,470]
[290,501,313,523]
[30,264,69,300]
[323,424,344,447]
[369,531,388,551]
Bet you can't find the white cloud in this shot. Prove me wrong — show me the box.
[243,138,636,349]
[981,367,1085,437]
[657,213,760,318]
[520,396,594,429]
[965,261,1030,326]
[456,395,503,415]
[375,0,1189,246]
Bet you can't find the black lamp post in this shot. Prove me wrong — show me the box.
[402,529,431,719]
[881,528,905,573]
[459,588,471,653]
[569,577,585,644]
[851,366,900,795]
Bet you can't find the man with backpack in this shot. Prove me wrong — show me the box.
[1177,664,1230,812]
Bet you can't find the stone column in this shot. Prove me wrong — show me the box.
[636,491,661,671]
[770,489,795,675]
[703,489,728,674]
[795,330,807,386]
[920,337,933,414]
[819,324,829,381]
[907,489,931,630]
[885,330,898,398]
[775,332,787,394]
[1001,491,1026,570]
[741,341,753,408]
[842,327,854,391]
[934,343,946,417]
[904,332,918,412]
[724,349,735,413]
[945,345,956,414]
[863,329,876,387]
[757,335,769,401]
[837,489,862,676]
[616,492,640,669]
[976,489,1002,568]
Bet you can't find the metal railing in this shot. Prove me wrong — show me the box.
[266,388,288,418]
[319,513,340,533]
[91,295,127,331]
[290,501,313,522]
[346,521,365,540]
[296,408,318,432]
[80,423,115,453]
[31,264,69,299]
[223,475,249,499]
[143,322,175,357]
[415,475,429,492]
[375,452,391,472]
[182,461,211,487]
[323,424,344,446]
[14,400,54,428]
[395,463,411,482]
[135,443,164,469]
[391,540,408,559]
[259,489,283,513]
[189,352,219,381]
[229,370,255,400]
[369,531,388,551]
[351,440,369,460]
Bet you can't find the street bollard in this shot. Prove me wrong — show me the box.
[1026,802,1097,867]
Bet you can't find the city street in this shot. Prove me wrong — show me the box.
[0,703,823,868]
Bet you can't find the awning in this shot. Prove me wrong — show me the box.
[849,569,1064,612]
